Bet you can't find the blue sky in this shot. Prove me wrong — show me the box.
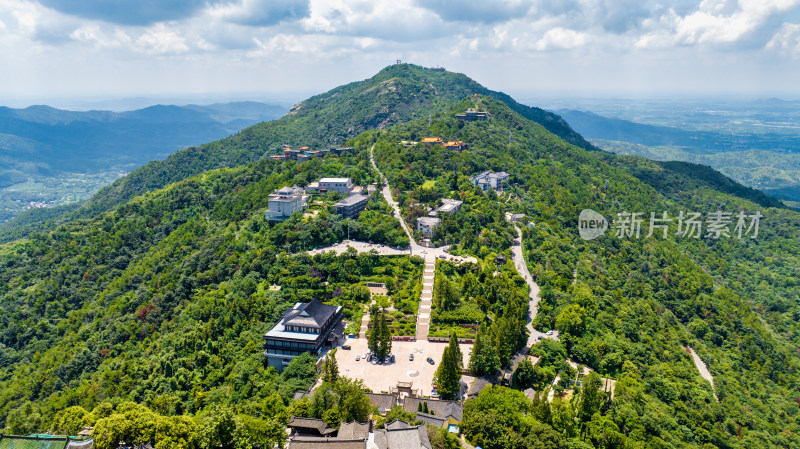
[2,0,800,106]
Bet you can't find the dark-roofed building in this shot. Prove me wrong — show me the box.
[470,170,509,192]
[466,378,491,399]
[367,393,398,416]
[287,437,365,449]
[455,108,489,121]
[374,425,432,449]
[334,194,370,218]
[287,416,337,437]
[337,421,370,440]
[415,412,447,428]
[402,398,463,426]
[264,300,345,371]
[385,420,411,430]
[293,389,311,401]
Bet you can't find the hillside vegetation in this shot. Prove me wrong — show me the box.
[1,67,799,448]
[0,65,593,244]
[0,102,286,225]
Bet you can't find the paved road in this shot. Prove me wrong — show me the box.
[307,240,409,256]
[688,346,718,401]
[511,225,557,345]
[369,143,477,263]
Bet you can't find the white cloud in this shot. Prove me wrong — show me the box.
[135,23,189,54]
[534,27,591,50]
[300,0,449,42]
[207,0,310,27]
[3,0,800,99]
[675,0,800,44]
[767,22,800,53]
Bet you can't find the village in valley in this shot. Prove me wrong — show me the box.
[259,107,617,449]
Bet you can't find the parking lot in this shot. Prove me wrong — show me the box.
[334,338,473,397]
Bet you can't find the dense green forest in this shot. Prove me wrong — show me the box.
[365,96,800,447]
[0,64,593,244]
[1,66,799,448]
[595,139,800,204]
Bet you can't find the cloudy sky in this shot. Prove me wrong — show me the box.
[2,0,800,107]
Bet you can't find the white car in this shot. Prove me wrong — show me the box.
[546,330,554,336]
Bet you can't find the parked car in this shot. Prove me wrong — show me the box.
[545,330,554,336]
[362,353,368,360]
[356,354,360,361]
[367,354,373,362]
[409,354,414,361]
[342,345,351,350]
[427,357,435,365]
[390,354,395,363]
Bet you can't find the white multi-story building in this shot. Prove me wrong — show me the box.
[470,171,510,192]
[417,216,441,239]
[429,199,463,217]
[305,177,355,196]
[265,186,308,220]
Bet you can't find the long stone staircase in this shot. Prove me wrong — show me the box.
[415,256,436,340]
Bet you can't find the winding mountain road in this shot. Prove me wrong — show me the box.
[511,225,552,345]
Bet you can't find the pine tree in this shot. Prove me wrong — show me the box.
[322,353,339,383]
[469,324,499,376]
[447,331,463,371]
[434,333,462,399]
[378,311,392,359]
[513,358,535,389]
[367,311,379,355]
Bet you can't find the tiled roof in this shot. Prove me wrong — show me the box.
[415,412,446,428]
[337,421,370,440]
[287,416,337,436]
[335,194,370,207]
[467,378,490,398]
[288,437,366,449]
[283,300,338,329]
[402,398,463,421]
[367,393,397,414]
[385,420,410,430]
[293,390,310,401]
[374,426,432,449]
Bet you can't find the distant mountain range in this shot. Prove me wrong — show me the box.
[0,101,286,222]
[557,109,800,154]
[1,64,798,447]
[0,101,286,176]
[557,109,800,204]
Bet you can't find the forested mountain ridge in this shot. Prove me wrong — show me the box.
[0,101,286,228]
[0,68,799,448]
[368,97,800,446]
[0,64,593,243]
